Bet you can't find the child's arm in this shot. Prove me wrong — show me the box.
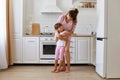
[54,31,59,42]
[58,31,69,41]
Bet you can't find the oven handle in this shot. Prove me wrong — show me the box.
[41,42,56,45]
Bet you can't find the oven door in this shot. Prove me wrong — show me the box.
[40,41,56,60]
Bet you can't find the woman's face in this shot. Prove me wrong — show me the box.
[66,14,72,21]
[57,26,64,32]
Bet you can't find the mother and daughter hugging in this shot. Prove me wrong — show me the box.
[52,8,79,73]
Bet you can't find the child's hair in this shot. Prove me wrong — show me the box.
[54,23,62,30]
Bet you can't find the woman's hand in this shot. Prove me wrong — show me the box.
[63,31,73,36]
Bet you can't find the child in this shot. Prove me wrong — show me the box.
[52,23,68,73]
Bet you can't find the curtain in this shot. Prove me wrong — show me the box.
[8,0,14,65]
[0,0,13,69]
[0,0,8,69]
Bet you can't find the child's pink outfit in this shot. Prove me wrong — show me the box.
[55,31,66,61]
[55,46,65,61]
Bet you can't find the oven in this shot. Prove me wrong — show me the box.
[40,37,56,60]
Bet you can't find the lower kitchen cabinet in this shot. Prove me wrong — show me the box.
[76,37,91,63]
[70,37,76,63]
[12,36,95,64]
[12,37,23,63]
[90,37,96,66]
[23,37,39,63]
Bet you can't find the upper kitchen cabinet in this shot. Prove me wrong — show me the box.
[10,0,23,37]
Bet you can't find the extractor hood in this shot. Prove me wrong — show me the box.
[40,0,63,13]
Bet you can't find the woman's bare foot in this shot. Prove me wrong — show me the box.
[65,70,70,73]
[51,68,57,73]
[65,67,70,73]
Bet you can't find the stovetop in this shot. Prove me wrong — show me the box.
[40,33,54,35]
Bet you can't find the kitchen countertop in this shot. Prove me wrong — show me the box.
[23,33,95,37]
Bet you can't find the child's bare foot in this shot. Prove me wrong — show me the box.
[51,68,57,73]
[55,69,60,73]
[60,67,66,71]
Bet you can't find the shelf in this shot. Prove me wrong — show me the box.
[73,0,96,9]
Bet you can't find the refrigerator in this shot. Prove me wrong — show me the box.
[96,0,120,78]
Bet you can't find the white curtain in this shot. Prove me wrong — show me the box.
[0,0,8,69]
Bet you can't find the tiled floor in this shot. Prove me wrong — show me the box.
[0,65,117,80]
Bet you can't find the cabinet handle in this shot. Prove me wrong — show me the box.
[45,39,48,40]
[48,61,54,63]
[70,46,74,48]
[28,41,35,42]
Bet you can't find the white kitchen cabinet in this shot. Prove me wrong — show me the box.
[70,37,76,63]
[90,37,96,65]
[12,37,22,63]
[76,37,90,63]
[9,0,23,63]
[23,37,39,63]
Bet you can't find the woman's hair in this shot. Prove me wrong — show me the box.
[54,23,62,30]
[66,8,79,24]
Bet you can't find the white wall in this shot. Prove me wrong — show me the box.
[75,9,97,35]
[23,0,97,35]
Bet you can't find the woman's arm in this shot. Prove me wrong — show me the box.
[56,31,70,41]
[63,31,73,35]
[71,23,77,34]
[62,23,76,36]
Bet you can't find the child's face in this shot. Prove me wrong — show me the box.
[57,26,64,32]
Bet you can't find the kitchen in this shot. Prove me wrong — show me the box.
[0,0,120,80]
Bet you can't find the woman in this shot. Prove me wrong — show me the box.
[55,8,79,72]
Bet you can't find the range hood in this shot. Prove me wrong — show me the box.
[41,0,63,13]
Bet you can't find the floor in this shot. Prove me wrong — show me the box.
[0,65,119,80]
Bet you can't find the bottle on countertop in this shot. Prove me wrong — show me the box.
[91,31,96,36]
[44,26,48,33]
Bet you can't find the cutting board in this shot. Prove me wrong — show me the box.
[32,23,40,35]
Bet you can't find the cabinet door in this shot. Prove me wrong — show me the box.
[76,37,90,63]
[23,37,39,63]
[70,37,76,63]
[10,0,23,37]
[10,0,23,63]
[90,37,96,65]
[12,38,22,63]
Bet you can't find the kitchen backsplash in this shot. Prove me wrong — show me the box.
[23,0,97,35]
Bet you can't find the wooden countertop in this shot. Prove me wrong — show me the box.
[23,33,95,37]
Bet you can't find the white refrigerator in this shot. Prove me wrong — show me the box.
[96,0,120,78]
